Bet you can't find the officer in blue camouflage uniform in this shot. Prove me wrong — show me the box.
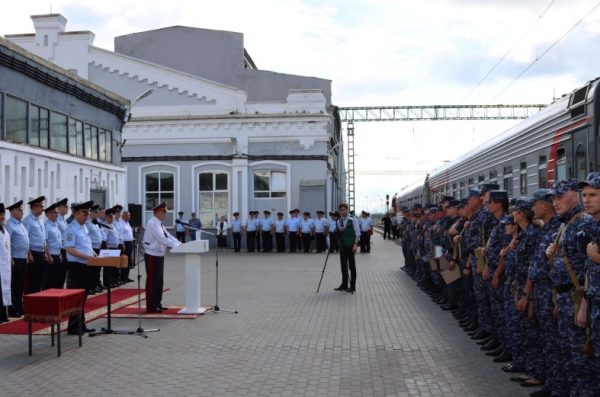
[510,198,546,388]
[499,215,521,370]
[441,200,460,309]
[578,172,600,397]
[526,189,566,397]
[481,190,510,353]
[399,208,415,274]
[464,184,499,341]
[546,179,596,397]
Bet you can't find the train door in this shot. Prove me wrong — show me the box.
[572,128,590,180]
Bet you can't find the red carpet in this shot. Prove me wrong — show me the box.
[107,304,210,319]
[0,288,143,335]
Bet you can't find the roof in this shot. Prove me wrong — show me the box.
[0,36,129,107]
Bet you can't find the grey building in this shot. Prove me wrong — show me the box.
[6,15,344,229]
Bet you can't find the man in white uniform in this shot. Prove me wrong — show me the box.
[143,202,181,312]
[0,203,11,323]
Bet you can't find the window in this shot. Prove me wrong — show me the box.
[575,144,587,180]
[144,171,175,225]
[520,161,527,195]
[478,175,485,182]
[198,172,229,227]
[91,126,99,160]
[556,148,567,181]
[103,129,112,163]
[503,166,513,197]
[539,155,547,188]
[6,95,27,144]
[254,171,286,198]
[30,105,40,147]
[98,129,106,162]
[50,112,67,152]
[68,118,77,155]
[39,108,49,148]
[76,121,84,156]
[489,170,497,182]
[468,177,474,186]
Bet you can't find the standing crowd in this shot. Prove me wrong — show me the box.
[0,197,135,334]
[175,209,375,254]
[397,174,600,397]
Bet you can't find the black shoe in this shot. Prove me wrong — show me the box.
[87,289,96,295]
[502,363,525,373]
[7,308,22,318]
[158,305,168,311]
[334,285,347,291]
[481,339,500,351]
[521,380,543,388]
[471,331,489,340]
[0,317,8,323]
[95,286,103,293]
[493,351,512,363]
[510,376,530,383]
[485,346,504,356]
[529,388,551,397]
[83,327,96,333]
[477,337,492,345]
[346,287,355,293]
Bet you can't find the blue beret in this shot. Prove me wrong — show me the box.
[549,179,578,196]
[578,172,600,190]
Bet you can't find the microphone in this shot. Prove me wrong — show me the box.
[93,219,113,230]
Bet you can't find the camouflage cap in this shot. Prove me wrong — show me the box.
[577,172,600,190]
[532,189,553,203]
[501,215,516,225]
[513,197,533,212]
[480,183,500,193]
[549,179,578,196]
[468,188,482,198]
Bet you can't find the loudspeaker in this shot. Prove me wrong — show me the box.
[128,203,143,228]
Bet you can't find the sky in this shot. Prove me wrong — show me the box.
[3,0,600,212]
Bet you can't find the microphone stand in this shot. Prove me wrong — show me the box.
[178,222,238,314]
[132,229,159,337]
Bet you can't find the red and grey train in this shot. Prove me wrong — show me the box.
[398,78,600,207]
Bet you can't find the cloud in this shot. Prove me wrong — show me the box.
[3,0,600,212]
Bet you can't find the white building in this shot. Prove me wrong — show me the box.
[6,14,344,228]
[0,35,129,209]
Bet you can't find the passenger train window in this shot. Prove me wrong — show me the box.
[556,148,567,181]
[520,162,527,195]
[503,166,513,197]
[575,144,587,180]
[539,155,548,188]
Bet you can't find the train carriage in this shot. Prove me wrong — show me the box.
[398,78,600,206]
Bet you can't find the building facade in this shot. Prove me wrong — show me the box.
[6,15,344,227]
[0,35,129,209]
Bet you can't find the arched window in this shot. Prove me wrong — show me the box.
[198,172,229,227]
[144,171,175,225]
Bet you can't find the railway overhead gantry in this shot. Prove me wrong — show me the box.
[337,104,547,211]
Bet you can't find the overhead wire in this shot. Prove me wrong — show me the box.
[491,1,600,102]
[461,0,556,103]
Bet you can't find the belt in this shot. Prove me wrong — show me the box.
[555,283,574,294]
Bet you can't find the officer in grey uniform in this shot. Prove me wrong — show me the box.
[313,211,328,253]
[86,205,104,293]
[6,200,29,317]
[44,203,63,289]
[64,201,96,335]
[23,196,48,293]
[274,212,287,253]
[230,212,242,252]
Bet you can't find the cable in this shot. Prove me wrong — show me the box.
[491,1,600,102]
[462,0,556,102]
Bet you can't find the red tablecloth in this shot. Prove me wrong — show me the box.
[23,289,86,323]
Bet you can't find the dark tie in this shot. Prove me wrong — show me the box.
[161,223,168,238]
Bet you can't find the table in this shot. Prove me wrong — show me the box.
[23,288,86,357]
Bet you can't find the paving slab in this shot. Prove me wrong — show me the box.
[0,236,532,397]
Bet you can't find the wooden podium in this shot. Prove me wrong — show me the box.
[171,240,209,314]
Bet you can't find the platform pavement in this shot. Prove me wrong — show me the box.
[0,237,533,397]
